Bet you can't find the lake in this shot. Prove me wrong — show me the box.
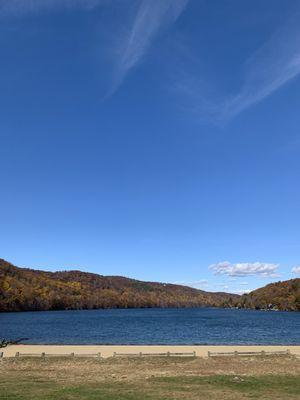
[1,308,299,345]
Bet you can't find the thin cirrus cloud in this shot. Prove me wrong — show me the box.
[175,9,300,122]
[209,261,280,278]
[173,279,209,288]
[0,0,188,97]
[3,1,299,119]
[109,0,188,95]
[292,266,300,275]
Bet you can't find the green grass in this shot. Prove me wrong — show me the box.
[154,375,300,398]
[1,374,300,399]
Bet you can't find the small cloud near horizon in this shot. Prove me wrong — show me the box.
[209,261,280,278]
[292,266,300,275]
[173,279,209,288]
[232,289,253,295]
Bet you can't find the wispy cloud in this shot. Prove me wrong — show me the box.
[0,0,188,97]
[174,9,300,122]
[292,266,300,275]
[109,0,188,95]
[223,15,300,120]
[216,283,229,291]
[210,261,280,278]
[0,0,102,16]
[173,279,209,289]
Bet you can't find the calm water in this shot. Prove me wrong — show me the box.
[0,308,299,345]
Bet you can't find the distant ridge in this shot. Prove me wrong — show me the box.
[0,259,238,312]
[236,279,300,311]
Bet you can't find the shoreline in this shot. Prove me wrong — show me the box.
[2,344,300,358]
[1,307,298,313]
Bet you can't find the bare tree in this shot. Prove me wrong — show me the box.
[0,338,28,348]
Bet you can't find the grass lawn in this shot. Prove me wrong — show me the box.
[0,356,299,399]
[1,373,300,399]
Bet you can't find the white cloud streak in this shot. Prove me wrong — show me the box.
[110,0,188,95]
[174,9,300,122]
[223,16,300,119]
[292,266,300,275]
[210,261,280,278]
[0,0,188,97]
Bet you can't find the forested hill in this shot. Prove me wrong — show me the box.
[0,259,238,312]
[236,279,300,311]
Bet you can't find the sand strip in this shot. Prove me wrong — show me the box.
[2,345,300,358]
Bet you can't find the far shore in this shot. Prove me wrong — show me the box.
[2,344,300,358]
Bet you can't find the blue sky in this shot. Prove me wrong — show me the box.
[1,0,300,294]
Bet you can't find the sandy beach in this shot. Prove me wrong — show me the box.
[2,344,300,358]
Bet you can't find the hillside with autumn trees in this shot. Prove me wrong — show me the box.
[1,259,299,312]
[0,259,238,312]
[236,279,300,311]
